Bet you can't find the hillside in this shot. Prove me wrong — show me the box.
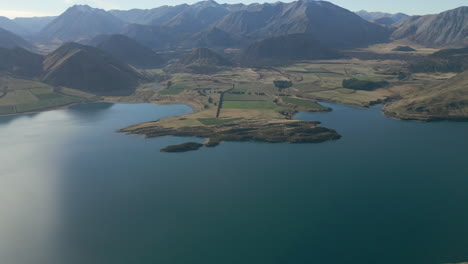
[409,47,468,73]
[240,33,342,65]
[89,34,164,68]
[165,47,232,74]
[42,43,142,94]
[392,6,468,47]
[184,27,240,48]
[0,47,43,77]
[0,27,33,49]
[384,70,468,121]
[122,24,186,50]
[216,0,390,48]
[40,5,125,42]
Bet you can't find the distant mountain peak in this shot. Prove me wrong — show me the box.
[193,0,220,8]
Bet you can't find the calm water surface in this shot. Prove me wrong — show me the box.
[0,102,467,264]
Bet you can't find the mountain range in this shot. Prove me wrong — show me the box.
[1,1,465,50]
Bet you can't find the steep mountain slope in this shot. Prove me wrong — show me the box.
[89,34,164,68]
[0,17,29,36]
[240,33,342,65]
[13,16,57,33]
[384,70,468,120]
[40,5,125,42]
[122,24,186,50]
[0,27,33,49]
[356,10,408,23]
[42,43,141,94]
[392,6,468,47]
[216,0,390,48]
[0,47,43,77]
[184,27,240,48]
[165,47,232,74]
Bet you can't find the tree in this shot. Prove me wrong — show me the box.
[274,80,293,89]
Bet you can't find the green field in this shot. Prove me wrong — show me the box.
[0,77,94,114]
[0,105,15,115]
[198,117,243,126]
[306,67,332,73]
[222,100,285,110]
[15,93,83,113]
[223,93,267,101]
[281,97,328,110]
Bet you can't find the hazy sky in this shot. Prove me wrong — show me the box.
[0,0,466,18]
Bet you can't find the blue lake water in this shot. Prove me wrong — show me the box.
[0,102,467,264]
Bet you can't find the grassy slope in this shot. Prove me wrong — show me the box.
[384,71,468,120]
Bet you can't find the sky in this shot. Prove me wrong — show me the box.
[0,0,466,18]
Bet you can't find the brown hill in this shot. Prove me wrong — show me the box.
[42,42,142,94]
[409,47,468,73]
[384,70,468,121]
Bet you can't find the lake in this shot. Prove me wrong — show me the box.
[0,102,467,264]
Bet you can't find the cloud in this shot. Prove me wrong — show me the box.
[0,9,55,18]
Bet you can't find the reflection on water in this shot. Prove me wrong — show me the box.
[0,102,467,264]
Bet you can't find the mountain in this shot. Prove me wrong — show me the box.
[13,16,57,34]
[0,27,33,49]
[42,42,142,94]
[122,24,186,50]
[40,5,125,42]
[409,47,468,73]
[240,33,342,65]
[384,70,468,121]
[215,0,390,48]
[392,6,468,47]
[356,10,409,23]
[0,47,43,77]
[184,27,240,48]
[0,17,29,36]
[165,47,232,74]
[88,34,164,68]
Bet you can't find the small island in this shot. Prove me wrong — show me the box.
[160,142,204,153]
[120,119,341,152]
